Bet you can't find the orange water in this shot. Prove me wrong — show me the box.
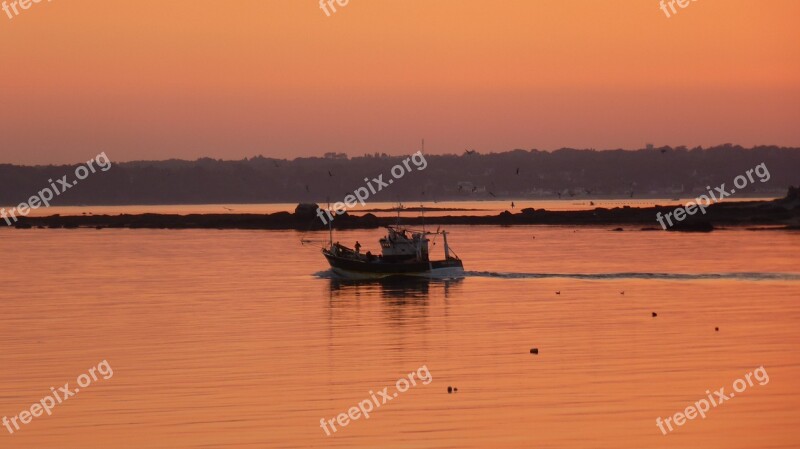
[0,226,798,448]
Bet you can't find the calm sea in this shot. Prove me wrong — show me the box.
[1,217,798,448]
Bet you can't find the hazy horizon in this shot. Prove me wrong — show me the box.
[1,1,799,165]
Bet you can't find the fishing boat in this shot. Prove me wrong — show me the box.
[322,225,464,279]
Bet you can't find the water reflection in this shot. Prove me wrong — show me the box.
[327,277,463,302]
[326,277,464,327]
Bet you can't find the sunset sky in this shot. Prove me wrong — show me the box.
[1,0,798,164]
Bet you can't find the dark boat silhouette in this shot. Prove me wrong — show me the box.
[322,226,464,279]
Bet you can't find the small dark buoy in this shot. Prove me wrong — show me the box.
[454,387,458,392]
[447,386,453,394]
[555,291,561,295]
[652,312,657,317]
[715,327,719,331]
[530,348,539,354]
[620,291,625,295]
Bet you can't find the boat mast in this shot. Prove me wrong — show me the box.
[396,203,402,227]
[420,138,425,233]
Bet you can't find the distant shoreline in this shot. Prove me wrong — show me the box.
[6,188,799,232]
[2,146,799,206]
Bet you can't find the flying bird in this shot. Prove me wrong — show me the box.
[328,170,334,177]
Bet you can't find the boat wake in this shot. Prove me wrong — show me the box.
[315,269,800,282]
[464,271,800,281]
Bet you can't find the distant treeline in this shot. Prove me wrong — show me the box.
[1,145,799,205]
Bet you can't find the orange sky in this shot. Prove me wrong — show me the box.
[0,0,798,164]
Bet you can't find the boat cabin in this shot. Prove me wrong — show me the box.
[379,227,429,261]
